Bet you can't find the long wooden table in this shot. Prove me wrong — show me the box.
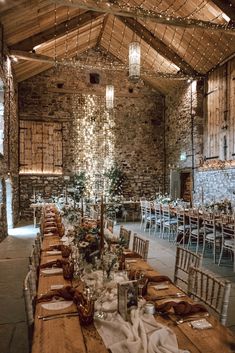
[32,235,235,353]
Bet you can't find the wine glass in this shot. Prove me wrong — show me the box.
[94,287,107,320]
[136,271,147,299]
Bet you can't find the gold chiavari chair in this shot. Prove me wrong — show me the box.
[188,266,231,325]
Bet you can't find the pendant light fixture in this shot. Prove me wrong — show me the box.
[129,42,141,83]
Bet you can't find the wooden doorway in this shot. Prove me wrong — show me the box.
[180,172,192,203]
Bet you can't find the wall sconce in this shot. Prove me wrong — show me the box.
[180,152,187,161]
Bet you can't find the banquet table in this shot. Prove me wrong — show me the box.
[32,234,235,353]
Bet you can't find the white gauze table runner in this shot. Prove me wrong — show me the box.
[94,308,190,353]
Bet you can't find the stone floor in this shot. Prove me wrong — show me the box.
[0,221,235,353]
[0,225,38,353]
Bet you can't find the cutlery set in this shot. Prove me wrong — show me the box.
[151,292,186,301]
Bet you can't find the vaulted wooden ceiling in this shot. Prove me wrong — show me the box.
[0,0,235,93]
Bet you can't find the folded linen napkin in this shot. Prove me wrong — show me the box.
[94,308,190,353]
[40,259,74,279]
[40,259,68,269]
[128,271,172,296]
[46,244,71,258]
[155,301,207,316]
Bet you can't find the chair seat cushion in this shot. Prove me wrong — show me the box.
[191,229,204,236]
[178,225,190,231]
[164,219,177,226]
[224,239,235,248]
[146,215,156,221]
[206,232,222,240]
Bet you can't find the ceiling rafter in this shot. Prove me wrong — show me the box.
[10,50,56,64]
[9,10,103,51]
[53,0,235,32]
[96,14,108,47]
[10,49,202,80]
[14,40,98,82]
[117,16,199,77]
[210,0,235,21]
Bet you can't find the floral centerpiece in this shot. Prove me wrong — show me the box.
[156,193,172,204]
[205,198,232,214]
[73,220,100,263]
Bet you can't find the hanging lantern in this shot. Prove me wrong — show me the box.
[129,42,141,82]
[106,85,114,109]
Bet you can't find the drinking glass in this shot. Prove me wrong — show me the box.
[136,271,147,299]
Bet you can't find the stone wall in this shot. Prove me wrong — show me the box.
[0,47,19,238]
[164,63,235,206]
[19,175,67,220]
[194,167,235,206]
[164,80,204,194]
[18,48,164,218]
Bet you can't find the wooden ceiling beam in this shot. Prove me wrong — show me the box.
[96,14,108,47]
[54,0,235,32]
[210,0,235,21]
[118,16,198,77]
[10,50,56,64]
[9,10,103,51]
[10,49,198,80]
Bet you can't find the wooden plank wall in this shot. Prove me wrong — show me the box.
[206,57,235,160]
[229,59,235,158]
[19,120,62,174]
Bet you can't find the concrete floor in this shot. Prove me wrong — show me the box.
[0,221,234,353]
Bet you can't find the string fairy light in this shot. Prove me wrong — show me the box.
[24,0,233,91]
[54,0,235,32]
[72,92,115,196]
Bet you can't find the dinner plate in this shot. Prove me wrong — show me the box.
[41,301,73,311]
[44,233,55,237]
[46,250,62,256]
[125,259,137,263]
[41,268,63,275]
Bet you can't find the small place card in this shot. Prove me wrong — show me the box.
[191,319,212,330]
[152,284,169,290]
[50,284,64,290]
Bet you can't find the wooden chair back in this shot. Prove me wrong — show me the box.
[119,225,131,248]
[188,211,200,232]
[174,246,202,290]
[29,244,40,270]
[132,234,149,261]
[188,266,231,325]
[140,200,147,228]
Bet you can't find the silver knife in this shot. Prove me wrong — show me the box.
[153,293,186,301]
[38,312,78,321]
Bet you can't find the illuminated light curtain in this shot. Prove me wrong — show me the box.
[106,85,114,109]
[129,42,141,82]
